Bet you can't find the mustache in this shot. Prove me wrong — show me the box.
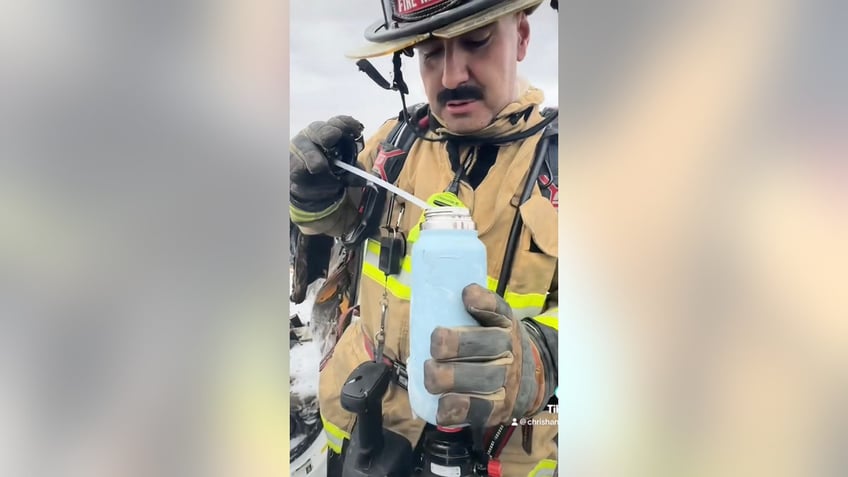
[437,85,484,105]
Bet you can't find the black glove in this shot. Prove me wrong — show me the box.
[290,116,365,213]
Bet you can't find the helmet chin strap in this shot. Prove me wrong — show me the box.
[356,53,446,143]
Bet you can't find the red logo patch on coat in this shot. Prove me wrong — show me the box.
[373,145,405,181]
[538,174,559,209]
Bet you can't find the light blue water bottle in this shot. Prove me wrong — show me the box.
[408,207,488,425]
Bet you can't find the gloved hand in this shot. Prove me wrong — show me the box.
[290,115,366,213]
[424,284,554,429]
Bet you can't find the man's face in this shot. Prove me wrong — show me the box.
[415,13,530,133]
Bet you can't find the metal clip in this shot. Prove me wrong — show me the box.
[375,285,388,362]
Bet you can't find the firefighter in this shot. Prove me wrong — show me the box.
[290,1,559,475]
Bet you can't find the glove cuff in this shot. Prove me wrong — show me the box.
[521,318,557,416]
[290,188,344,214]
[290,190,345,219]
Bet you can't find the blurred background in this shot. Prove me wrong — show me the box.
[557,0,847,476]
[1,0,290,475]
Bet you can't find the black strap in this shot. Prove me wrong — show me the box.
[495,112,558,296]
[392,111,420,156]
[375,103,426,185]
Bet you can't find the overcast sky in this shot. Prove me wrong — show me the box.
[289,1,559,138]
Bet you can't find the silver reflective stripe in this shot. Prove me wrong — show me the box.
[511,306,545,320]
[320,413,349,454]
[530,469,556,477]
[324,429,344,455]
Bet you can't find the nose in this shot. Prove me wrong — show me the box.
[441,46,470,90]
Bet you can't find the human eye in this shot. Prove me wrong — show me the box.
[460,35,490,51]
[421,46,444,60]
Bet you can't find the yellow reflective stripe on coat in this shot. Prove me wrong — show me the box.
[530,307,558,331]
[486,276,547,318]
[366,240,412,273]
[362,239,547,317]
[320,413,349,454]
[362,240,412,299]
[528,459,557,477]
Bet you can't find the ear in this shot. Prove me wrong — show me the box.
[516,12,530,61]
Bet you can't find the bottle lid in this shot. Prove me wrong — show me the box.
[421,207,476,231]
